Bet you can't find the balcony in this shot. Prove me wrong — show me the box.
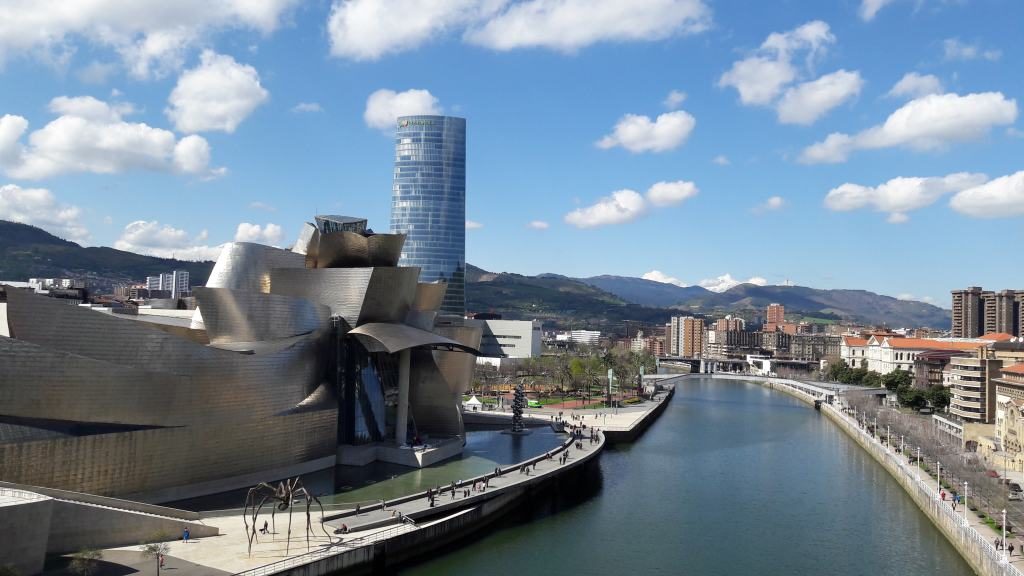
[950,405,985,420]
[954,387,984,399]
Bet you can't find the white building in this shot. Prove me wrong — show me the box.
[840,334,994,374]
[146,270,190,299]
[474,319,543,358]
[555,329,600,346]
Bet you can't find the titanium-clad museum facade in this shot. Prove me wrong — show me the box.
[0,215,479,502]
[391,115,467,316]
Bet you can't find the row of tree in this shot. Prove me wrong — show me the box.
[826,360,951,410]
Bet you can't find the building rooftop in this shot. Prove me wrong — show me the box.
[842,336,867,346]
[1003,364,1024,375]
[981,332,1015,342]
[883,337,988,351]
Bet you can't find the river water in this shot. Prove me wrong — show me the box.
[397,376,974,575]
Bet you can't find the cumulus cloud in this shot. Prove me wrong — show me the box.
[699,274,767,293]
[465,219,483,230]
[824,172,987,222]
[166,51,268,133]
[943,38,1001,62]
[0,96,222,180]
[328,0,503,61]
[465,0,711,52]
[800,92,1018,163]
[527,220,549,230]
[897,293,936,304]
[564,180,698,228]
[291,102,323,113]
[0,184,89,242]
[642,270,688,287]
[0,0,300,79]
[663,90,687,110]
[754,196,785,213]
[776,69,863,125]
[646,180,698,206]
[719,21,835,106]
[234,222,284,244]
[328,0,710,60]
[859,0,896,21]
[564,189,647,228]
[364,89,442,131]
[712,154,730,166]
[115,220,223,261]
[950,171,1024,218]
[596,110,695,153]
[887,72,943,99]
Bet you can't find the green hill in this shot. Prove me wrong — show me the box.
[0,220,214,291]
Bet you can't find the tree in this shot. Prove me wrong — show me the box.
[140,538,171,576]
[861,371,882,388]
[881,369,913,392]
[897,386,927,410]
[926,385,952,410]
[69,549,103,576]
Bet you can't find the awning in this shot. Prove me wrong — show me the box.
[348,322,479,355]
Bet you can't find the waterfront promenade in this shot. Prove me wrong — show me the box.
[89,383,675,576]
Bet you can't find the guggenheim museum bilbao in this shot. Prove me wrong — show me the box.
[0,215,481,503]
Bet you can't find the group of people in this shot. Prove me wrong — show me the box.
[995,538,1016,556]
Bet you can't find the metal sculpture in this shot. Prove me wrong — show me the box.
[243,477,332,556]
[511,380,526,433]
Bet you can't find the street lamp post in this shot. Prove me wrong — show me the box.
[1003,509,1008,562]
[938,461,942,498]
[917,447,921,469]
[887,425,891,448]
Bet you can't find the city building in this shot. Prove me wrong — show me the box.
[391,115,467,316]
[994,361,1024,458]
[913,350,963,389]
[471,319,542,358]
[0,214,481,502]
[705,329,761,358]
[766,303,785,325]
[670,316,704,358]
[952,287,985,338]
[949,341,1024,424]
[952,287,1024,338]
[840,334,1003,374]
[556,329,600,346]
[146,270,190,299]
[788,334,841,361]
[714,316,745,332]
[664,323,673,356]
[840,335,868,368]
[629,330,665,355]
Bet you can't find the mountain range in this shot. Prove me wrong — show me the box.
[0,220,951,330]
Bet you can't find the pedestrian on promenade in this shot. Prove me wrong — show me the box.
[940,490,945,501]
[355,503,361,515]
[1010,543,1016,556]
[952,498,957,511]
[995,538,1001,549]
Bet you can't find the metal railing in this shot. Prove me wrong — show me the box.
[825,404,1024,576]
[0,486,48,502]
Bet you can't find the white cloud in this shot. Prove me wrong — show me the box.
[776,69,862,125]
[76,61,119,84]
[718,21,835,106]
[824,172,987,222]
[0,184,89,242]
[564,189,647,228]
[859,0,896,21]
[800,92,1018,163]
[698,273,767,293]
[0,0,300,79]
[663,90,687,110]
[465,0,711,52]
[897,293,936,304]
[248,201,276,212]
[328,0,710,60]
[755,196,785,212]
[364,89,442,131]
[943,38,1001,62]
[564,180,697,228]
[234,222,283,244]
[950,171,1024,218]
[291,102,323,113]
[328,0,503,61]
[166,51,268,133]
[596,110,695,153]
[887,72,943,100]
[645,180,698,206]
[642,270,688,287]
[0,96,222,180]
[465,219,484,230]
[115,220,223,261]
[712,154,730,166]
[527,220,549,230]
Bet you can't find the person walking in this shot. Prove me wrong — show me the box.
[1010,543,1016,557]
[183,526,190,544]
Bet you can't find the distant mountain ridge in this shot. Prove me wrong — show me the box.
[0,220,214,290]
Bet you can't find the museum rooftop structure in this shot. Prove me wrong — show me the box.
[0,216,480,503]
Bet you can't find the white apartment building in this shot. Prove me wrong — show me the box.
[146,270,190,299]
[475,320,543,358]
[840,335,994,375]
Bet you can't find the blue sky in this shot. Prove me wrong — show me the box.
[0,0,1022,306]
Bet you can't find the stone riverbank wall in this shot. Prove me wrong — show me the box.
[696,373,1019,576]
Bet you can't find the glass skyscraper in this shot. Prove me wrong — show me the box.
[390,115,466,316]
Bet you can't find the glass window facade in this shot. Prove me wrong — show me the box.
[390,115,466,316]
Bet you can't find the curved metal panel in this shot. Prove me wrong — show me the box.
[348,322,479,355]
[204,242,306,294]
[315,232,405,268]
[193,287,330,343]
[269,267,419,326]
[291,222,317,255]
[412,282,447,312]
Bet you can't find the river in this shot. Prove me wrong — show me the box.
[396,376,974,575]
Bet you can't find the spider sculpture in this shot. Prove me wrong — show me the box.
[243,476,332,556]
